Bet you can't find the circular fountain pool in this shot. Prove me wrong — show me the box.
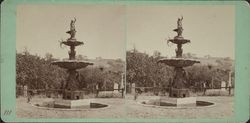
[139,99,214,108]
[31,99,110,110]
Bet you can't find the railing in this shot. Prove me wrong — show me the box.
[133,86,234,96]
[96,88,124,98]
[16,87,125,98]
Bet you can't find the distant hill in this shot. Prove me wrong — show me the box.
[190,56,235,72]
[180,53,234,67]
[197,57,234,66]
[87,58,125,73]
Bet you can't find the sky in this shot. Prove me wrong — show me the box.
[17,5,126,60]
[17,5,234,60]
[127,5,235,59]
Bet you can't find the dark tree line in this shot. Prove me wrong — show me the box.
[126,49,234,92]
[16,50,124,96]
[16,49,234,96]
[126,49,173,89]
[16,50,67,90]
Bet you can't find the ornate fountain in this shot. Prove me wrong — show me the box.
[157,17,200,106]
[51,18,93,108]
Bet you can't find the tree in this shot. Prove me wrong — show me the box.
[16,50,67,92]
[45,53,53,62]
[126,50,173,91]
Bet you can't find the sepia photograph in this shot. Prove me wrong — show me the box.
[125,5,235,119]
[16,4,126,118]
[1,1,249,122]
[15,4,235,119]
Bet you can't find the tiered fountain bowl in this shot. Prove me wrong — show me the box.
[52,60,93,70]
[158,57,200,68]
[52,40,93,70]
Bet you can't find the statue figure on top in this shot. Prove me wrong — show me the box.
[67,18,77,40]
[174,16,184,38]
[177,16,183,29]
[70,18,76,31]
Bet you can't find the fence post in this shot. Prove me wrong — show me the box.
[114,83,119,93]
[96,84,99,98]
[229,87,231,95]
[23,85,28,97]
[131,83,135,95]
[203,82,206,96]
[122,88,124,98]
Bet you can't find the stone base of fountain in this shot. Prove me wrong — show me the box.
[169,88,191,98]
[159,96,196,107]
[54,99,93,108]
[62,91,87,100]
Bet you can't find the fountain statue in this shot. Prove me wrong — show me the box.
[51,18,93,108]
[174,16,183,38]
[67,18,77,40]
[158,17,200,106]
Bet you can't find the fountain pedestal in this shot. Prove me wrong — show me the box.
[54,99,92,108]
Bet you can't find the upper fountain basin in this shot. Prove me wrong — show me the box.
[168,37,190,45]
[158,58,200,67]
[52,60,93,70]
[62,40,84,47]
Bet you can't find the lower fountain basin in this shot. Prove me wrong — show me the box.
[33,99,109,110]
[52,60,93,70]
[140,98,214,108]
[158,58,200,67]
